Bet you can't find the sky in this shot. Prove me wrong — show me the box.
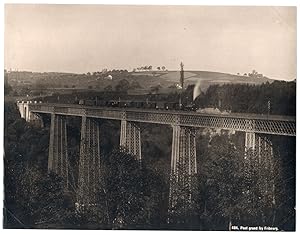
[4,4,297,80]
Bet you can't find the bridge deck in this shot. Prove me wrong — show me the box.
[29,103,296,136]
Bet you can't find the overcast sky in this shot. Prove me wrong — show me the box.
[4,5,296,80]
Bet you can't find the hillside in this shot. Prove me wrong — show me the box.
[76,70,275,93]
[6,70,277,97]
[157,70,274,91]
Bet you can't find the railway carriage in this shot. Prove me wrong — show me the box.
[78,97,197,112]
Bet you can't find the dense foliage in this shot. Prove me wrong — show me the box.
[194,81,296,115]
[4,101,73,228]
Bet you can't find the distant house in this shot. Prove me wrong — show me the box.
[102,75,113,80]
[175,83,182,89]
[168,83,182,89]
[22,81,32,85]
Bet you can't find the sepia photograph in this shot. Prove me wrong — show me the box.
[3,2,297,231]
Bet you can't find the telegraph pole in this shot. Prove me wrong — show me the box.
[179,62,184,108]
[267,100,271,118]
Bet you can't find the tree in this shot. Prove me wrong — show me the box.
[4,83,12,95]
[199,134,245,230]
[130,81,142,89]
[4,101,75,228]
[101,148,166,229]
[4,73,12,95]
[115,79,130,92]
[17,168,72,226]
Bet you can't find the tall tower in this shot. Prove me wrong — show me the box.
[179,62,184,109]
[180,62,184,89]
[179,62,184,108]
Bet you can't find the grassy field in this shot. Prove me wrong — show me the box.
[157,70,274,91]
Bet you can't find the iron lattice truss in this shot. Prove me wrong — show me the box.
[78,117,101,207]
[29,103,296,136]
[120,120,141,160]
[48,114,69,189]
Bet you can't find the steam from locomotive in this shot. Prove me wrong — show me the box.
[193,80,201,101]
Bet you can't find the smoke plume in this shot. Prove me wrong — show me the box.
[193,80,201,101]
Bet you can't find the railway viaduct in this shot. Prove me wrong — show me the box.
[16,101,296,215]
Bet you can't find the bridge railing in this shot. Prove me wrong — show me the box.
[86,108,123,120]
[254,119,296,136]
[126,111,176,124]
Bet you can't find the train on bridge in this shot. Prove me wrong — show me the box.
[77,98,198,111]
[76,98,233,115]
[32,91,232,114]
